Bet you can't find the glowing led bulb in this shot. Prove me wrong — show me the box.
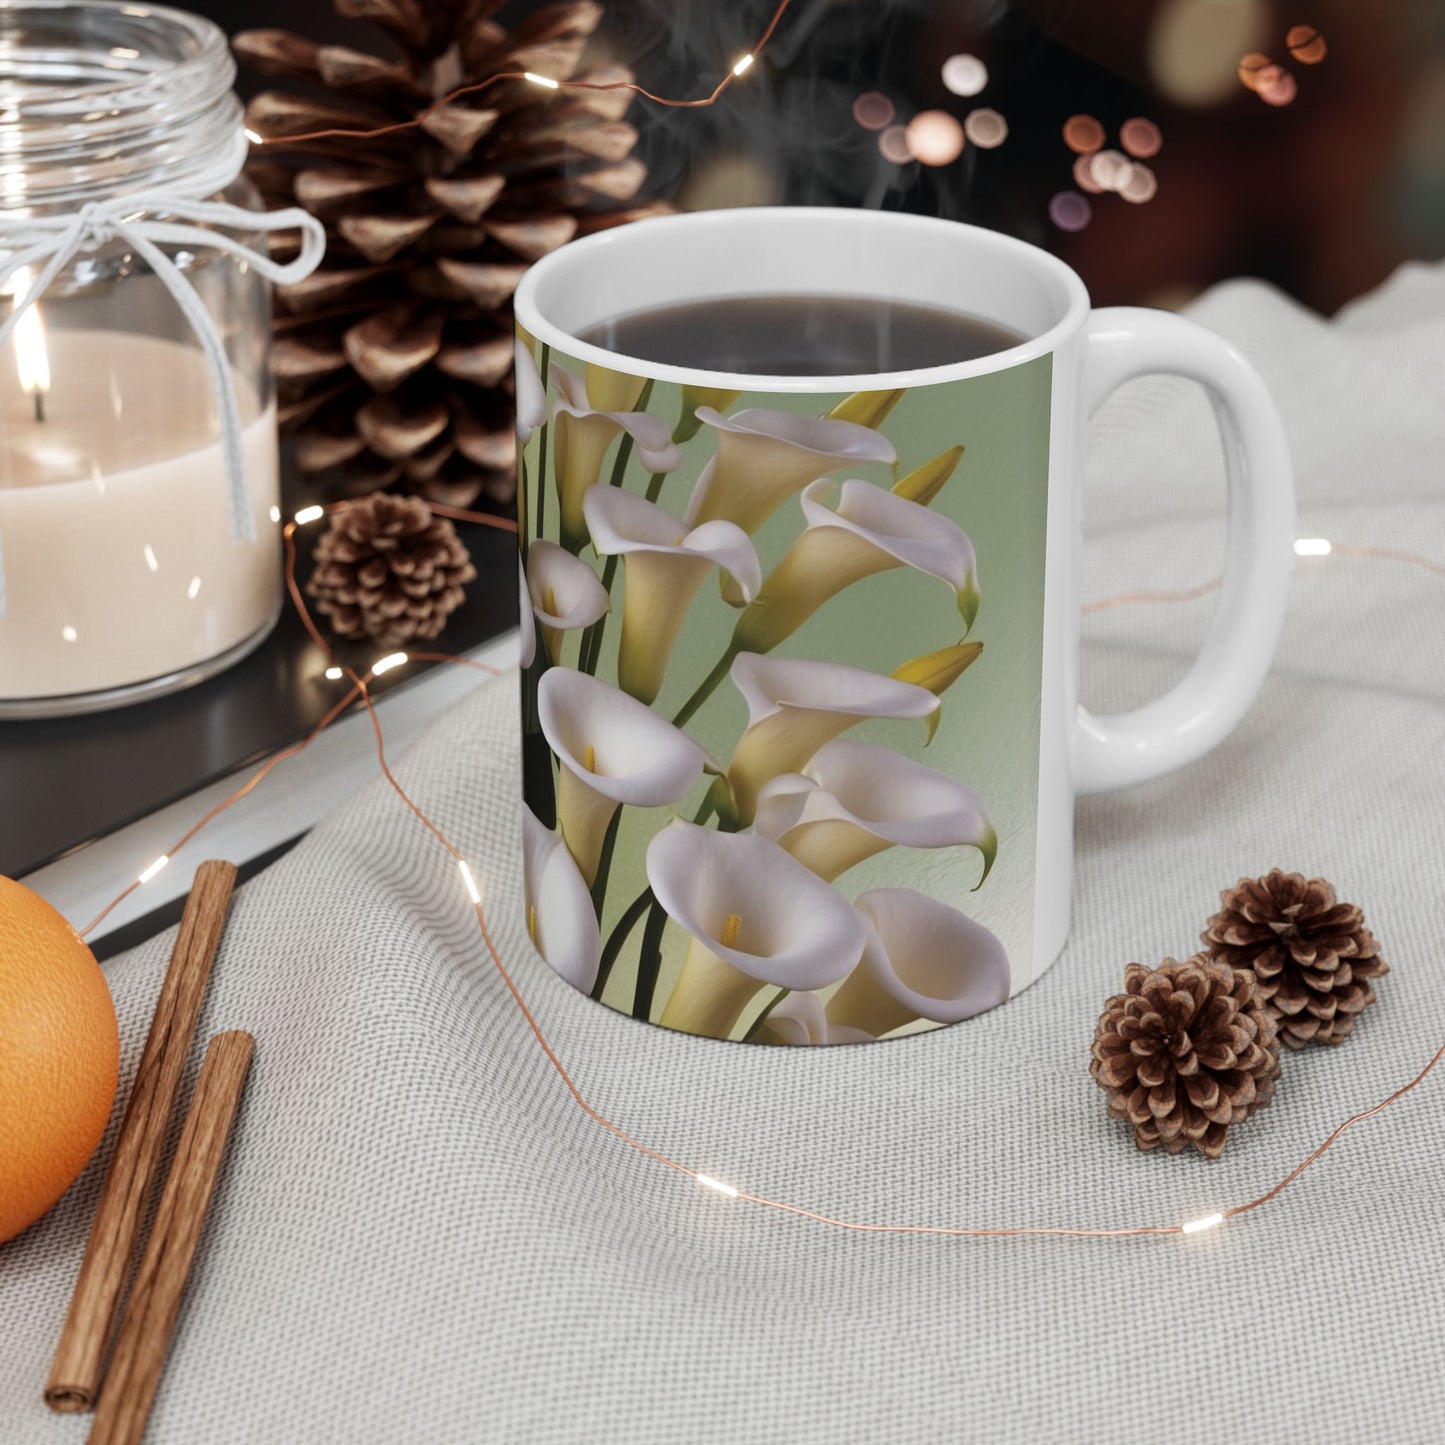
[371,651,408,676]
[324,665,343,680]
[459,860,482,905]
[696,1174,740,1199]
[1181,1212,1224,1235]
[732,53,755,76]
[243,127,264,145]
[524,71,559,89]
[294,504,325,525]
[1294,537,1332,556]
[138,855,170,885]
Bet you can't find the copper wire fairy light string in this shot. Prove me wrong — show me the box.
[75,500,1445,1242]
[247,0,796,148]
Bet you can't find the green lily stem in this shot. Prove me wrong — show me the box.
[632,898,670,1021]
[533,343,550,545]
[672,643,739,730]
[588,808,623,923]
[743,988,791,1043]
[691,793,715,827]
[643,470,669,504]
[576,379,654,675]
[593,886,654,1001]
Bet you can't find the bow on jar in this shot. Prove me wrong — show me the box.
[0,190,326,615]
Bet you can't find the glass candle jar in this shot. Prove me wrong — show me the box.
[0,1,285,716]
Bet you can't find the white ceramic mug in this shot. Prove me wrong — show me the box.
[513,207,1294,1044]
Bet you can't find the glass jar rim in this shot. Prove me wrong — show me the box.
[0,0,242,211]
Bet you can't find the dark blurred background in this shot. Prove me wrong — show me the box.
[207,0,1445,315]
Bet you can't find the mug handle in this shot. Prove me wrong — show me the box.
[1075,307,1295,794]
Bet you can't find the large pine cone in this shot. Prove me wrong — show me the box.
[235,0,669,510]
[306,494,476,646]
[1091,956,1281,1159]
[1201,870,1388,1049]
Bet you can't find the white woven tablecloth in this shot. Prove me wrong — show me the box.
[3,264,1443,1444]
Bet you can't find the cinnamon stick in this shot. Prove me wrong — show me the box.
[46,860,238,1413]
[88,1032,255,1445]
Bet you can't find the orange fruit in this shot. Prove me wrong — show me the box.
[0,876,119,1245]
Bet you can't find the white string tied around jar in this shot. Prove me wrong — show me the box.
[0,167,327,617]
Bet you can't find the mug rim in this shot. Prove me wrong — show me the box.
[514,206,1092,392]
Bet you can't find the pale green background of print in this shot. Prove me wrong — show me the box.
[520,350,1053,1039]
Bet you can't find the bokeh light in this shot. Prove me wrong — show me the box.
[853,92,895,131]
[878,125,913,164]
[1120,118,1163,159]
[906,109,965,166]
[963,108,1008,149]
[1063,114,1106,154]
[1258,68,1298,106]
[1089,148,1133,192]
[941,54,988,97]
[1149,0,1269,106]
[1049,191,1092,232]
[1073,153,1104,194]
[1286,24,1327,65]
[1237,52,1273,91]
[1119,164,1159,204]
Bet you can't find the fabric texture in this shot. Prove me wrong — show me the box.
[3,265,1443,1444]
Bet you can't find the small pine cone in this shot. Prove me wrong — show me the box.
[1202,870,1388,1049]
[306,495,476,648]
[1091,956,1281,1159]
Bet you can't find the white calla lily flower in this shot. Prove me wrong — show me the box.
[647,821,869,1038]
[685,407,897,540]
[584,486,761,704]
[753,739,996,883]
[523,806,602,992]
[827,888,1011,1035]
[717,652,939,826]
[751,991,875,1047]
[514,338,547,444]
[524,540,609,664]
[552,364,680,551]
[517,555,536,668]
[537,669,712,884]
[734,479,981,653]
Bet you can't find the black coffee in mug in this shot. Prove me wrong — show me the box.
[577,293,1025,375]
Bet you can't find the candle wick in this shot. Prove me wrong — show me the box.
[32,390,45,424]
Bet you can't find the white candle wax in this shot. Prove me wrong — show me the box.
[0,330,281,702]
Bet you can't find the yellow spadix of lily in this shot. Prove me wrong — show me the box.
[731,478,981,656]
[891,639,984,742]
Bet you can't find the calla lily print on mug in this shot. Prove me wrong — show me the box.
[584,487,761,705]
[516,341,1052,1042]
[647,822,869,1038]
[537,668,713,885]
[753,738,997,884]
[551,363,680,552]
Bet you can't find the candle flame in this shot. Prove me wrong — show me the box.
[7,267,50,410]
